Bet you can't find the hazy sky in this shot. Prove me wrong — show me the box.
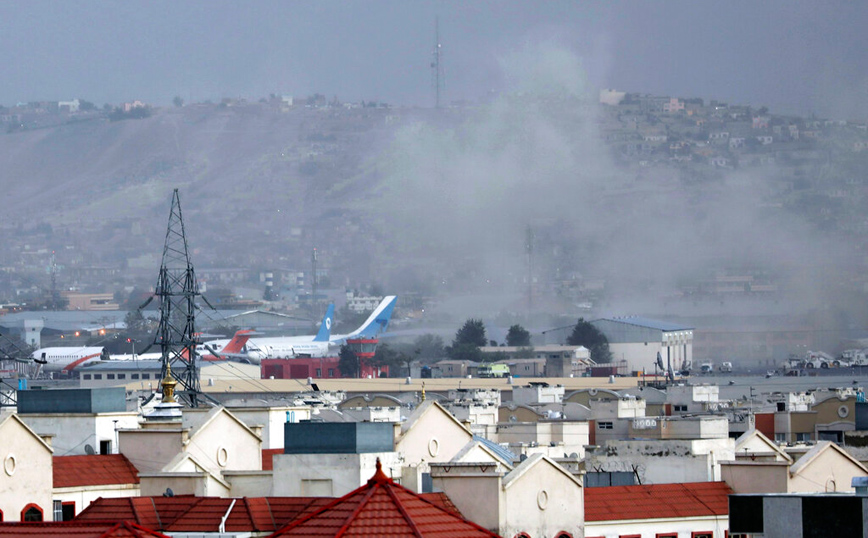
[1,1,866,119]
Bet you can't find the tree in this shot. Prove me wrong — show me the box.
[506,324,531,347]
[412,334,445,362]
[566,318,612,363]
[370,343,402,377]
[173,95,184,108]
[447,319,487,362]
[453,319,487,347]
[338,344,359,378]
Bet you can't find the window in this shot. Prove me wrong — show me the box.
[21,504,43,522]
[131,374,139,379]
[53,501,62,521]
[93,374,102,380]
[99,440,111,455]
[796,432,812,442]
[619,535,641,538]
[598,421,613,430]
[117,374,125,380]
[774,433,786,443]
[61,502,75,521]
[83,374,92,380]
[107,374,115,380]
[692,532,714,538]
[656,534,678,538]
[674,404,688,412]
[315,368,322,377]
[328,368,335,377]
[142,373,150,379]
[555,533,573,538]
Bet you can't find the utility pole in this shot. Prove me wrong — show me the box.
[431,17,444,109]
[154,189,201,407]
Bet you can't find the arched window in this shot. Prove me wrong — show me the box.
[513,533,532,538]
[0,508,3,521]
[555,533,574,538]
[21,504,43,522]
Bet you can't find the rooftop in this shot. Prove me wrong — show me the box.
[269,459,500,537]
[54,454,140,488]
[595,316,694,332]
[584,481,731,522]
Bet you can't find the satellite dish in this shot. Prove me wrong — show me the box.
[570,452,579,459]
[519,454,528,462]
[163,487,174,498]
[84,444,95,455]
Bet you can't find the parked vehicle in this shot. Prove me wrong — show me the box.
[719,361,733,373]
[804,351,833,369]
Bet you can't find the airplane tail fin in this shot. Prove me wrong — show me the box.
[347,296,397,339]
[313,304,335,342]
[221,330,254,355]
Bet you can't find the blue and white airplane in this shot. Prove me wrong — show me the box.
[201,296,397,361]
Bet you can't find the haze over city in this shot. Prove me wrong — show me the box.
[1,1,868,347]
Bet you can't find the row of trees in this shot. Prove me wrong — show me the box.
[338,317,612,378]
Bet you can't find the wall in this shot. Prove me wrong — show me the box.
[396,406,473,467]
[229,406,311,450]
[186,411,261,474]
[431,470,502,533]
[19,413,139,455]
[585,515,728,538]
[272,452,402,497]
[720,462,790,493]
[53,483,140,518]
[0,416,53,521]
[502,459,583,538]
[118,429,184,473]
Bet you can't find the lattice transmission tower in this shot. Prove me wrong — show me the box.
[154,189,202,407]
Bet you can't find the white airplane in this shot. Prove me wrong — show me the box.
[203,296,397,360]
[30,346,108,373]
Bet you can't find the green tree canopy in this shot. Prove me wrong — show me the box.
[506,324,531,347]
[338,344,359,378]
[453,319,487,347]
[566,318,612,363]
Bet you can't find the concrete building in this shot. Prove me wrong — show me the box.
[431,454,583,538]
[592,316,694,374]
[729,491,868,537]
[585,438,736,485]
[17,388,139,456]
[0,413,54,521]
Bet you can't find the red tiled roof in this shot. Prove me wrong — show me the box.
[262,448,282,471]
[267,460,501,537]
[0,521,169,537]
[77,496,331,533]
[54,455,140,489]
[583,481,732,522]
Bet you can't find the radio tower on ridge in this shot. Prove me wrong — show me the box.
[153,189,202,407]
[431,17,445,109]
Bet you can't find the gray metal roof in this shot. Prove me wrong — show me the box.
[473,434,516,465]
[595,316,694,332]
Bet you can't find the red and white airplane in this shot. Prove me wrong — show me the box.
[32,330,256,373]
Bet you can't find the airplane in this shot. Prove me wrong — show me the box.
[29,346,109,373]
[201,303,335,362]
[109,330,257,363]
[203,296,397,360]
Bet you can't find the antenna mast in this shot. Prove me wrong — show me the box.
[311,247,318,317]
[154,189,201,407]
[431,17,444,109]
